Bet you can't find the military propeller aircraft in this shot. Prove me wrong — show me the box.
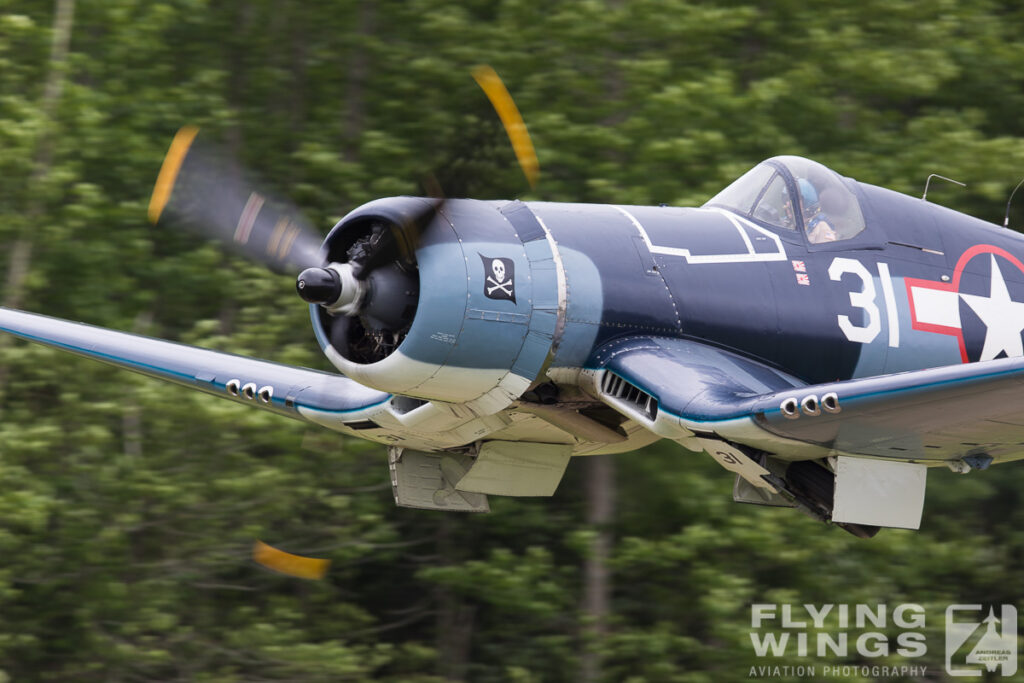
[2,71,1023,541]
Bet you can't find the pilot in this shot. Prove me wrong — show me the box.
[798,178,837,244]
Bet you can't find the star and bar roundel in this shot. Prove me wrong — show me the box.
[906,244,1024,363]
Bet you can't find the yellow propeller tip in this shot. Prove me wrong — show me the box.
[252,540,330,580]
[148,125,199,224]
[471,65,539,190]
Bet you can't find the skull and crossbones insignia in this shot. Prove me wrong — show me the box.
[480,254,516,303]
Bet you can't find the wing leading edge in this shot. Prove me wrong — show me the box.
[0,307,390,424]
[591,334,1024,467]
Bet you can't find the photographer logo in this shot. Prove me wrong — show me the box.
[945,605,1017,677]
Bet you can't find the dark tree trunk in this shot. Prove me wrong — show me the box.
[343,0,375,162]
[0,0,76,400]
[580,454,615,683]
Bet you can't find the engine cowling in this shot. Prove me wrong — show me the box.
[310,197,559,414]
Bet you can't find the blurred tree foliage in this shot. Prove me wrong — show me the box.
[1,0,1024,681]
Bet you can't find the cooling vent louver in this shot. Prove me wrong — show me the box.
[600,371,658,421]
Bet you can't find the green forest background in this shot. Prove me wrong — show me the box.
[2,1,1024,681]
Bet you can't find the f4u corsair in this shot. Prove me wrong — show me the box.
[4,141,1024,538]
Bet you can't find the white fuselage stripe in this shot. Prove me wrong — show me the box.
[533,213,568,354]
[910,286,961,329]
[877,262,900,347]
[615,206,787,264]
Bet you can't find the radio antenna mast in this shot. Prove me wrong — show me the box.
[922,174,966,202]
[1003,176,1024,228]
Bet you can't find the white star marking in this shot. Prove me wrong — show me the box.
[959,255,1024,360]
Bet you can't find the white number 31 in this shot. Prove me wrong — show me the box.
[828,257,899,347]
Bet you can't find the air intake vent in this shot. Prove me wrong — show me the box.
[344,420,379,431]
[600,371,658,421]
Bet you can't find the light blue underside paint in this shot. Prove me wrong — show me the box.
[380,236,560,378]
[510,237,558,379]
[549,247,603,368]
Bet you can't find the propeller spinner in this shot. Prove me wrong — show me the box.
[295,266,343,306]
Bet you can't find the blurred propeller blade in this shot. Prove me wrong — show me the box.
[252,540,330,580]
[472,65,539,189]
[149,127,325,274]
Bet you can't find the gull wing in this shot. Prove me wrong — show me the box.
[751,355,1024,464]
[0,307,389,424]
[593,335,1024,465]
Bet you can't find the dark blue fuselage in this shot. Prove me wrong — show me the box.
[525,183,1021,385]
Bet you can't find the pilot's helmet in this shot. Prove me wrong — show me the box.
[797,178,819,210]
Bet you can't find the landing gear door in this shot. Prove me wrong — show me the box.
[831,456,926,529]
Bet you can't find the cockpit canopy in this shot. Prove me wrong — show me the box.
[704,156,865,244]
